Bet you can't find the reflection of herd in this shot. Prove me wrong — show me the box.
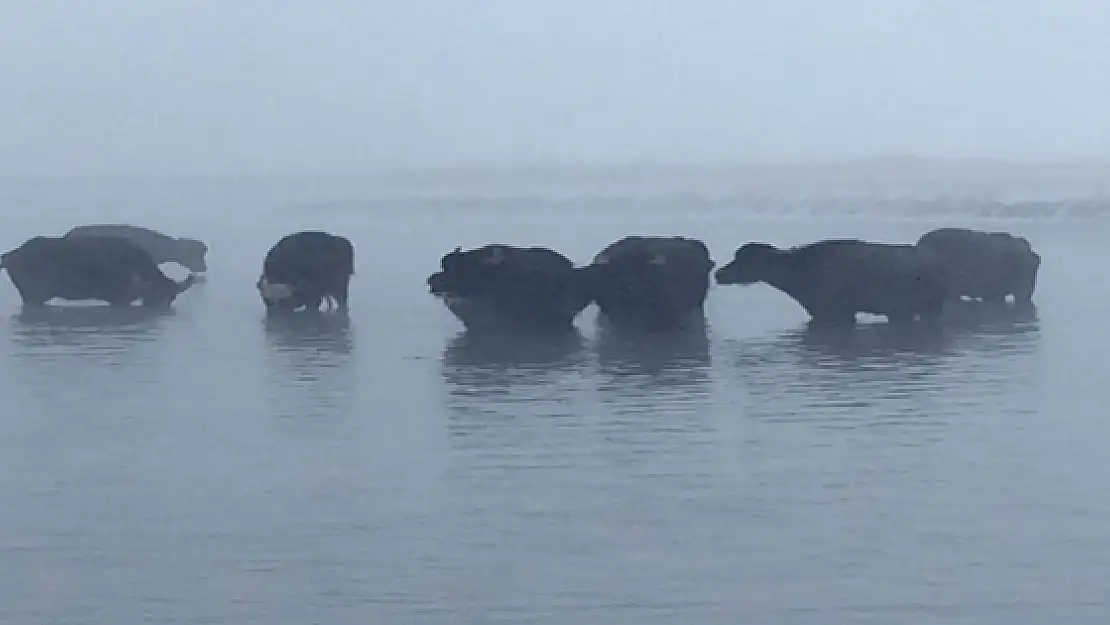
[1,224,1040,338]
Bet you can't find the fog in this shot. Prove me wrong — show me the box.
[6,5,1110,622]
[3,0,1110,177]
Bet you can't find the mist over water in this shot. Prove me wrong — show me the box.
[4,0,1110,619]
[0,175,1107,623]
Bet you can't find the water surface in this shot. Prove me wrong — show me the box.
[0,186,1107,623]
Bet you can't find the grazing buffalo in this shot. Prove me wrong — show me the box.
[915,227,1040,304]
[427,244,591,332]
[65,224,208,274]
[257,231,354,313]
[581,236,715,329]
[714,239,948,325]
[1,235,196,308]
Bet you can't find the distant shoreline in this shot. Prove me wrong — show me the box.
[1,155,1108,185]
[1,157,1109,206]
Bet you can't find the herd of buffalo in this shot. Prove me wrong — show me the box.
[0,224,1041,332]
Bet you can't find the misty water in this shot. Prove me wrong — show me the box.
[1,180,1108,624]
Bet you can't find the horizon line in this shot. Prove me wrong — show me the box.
[1,154,1109,182]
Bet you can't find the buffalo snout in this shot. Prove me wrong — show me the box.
[714,263,740,285]
[427,271,450,295]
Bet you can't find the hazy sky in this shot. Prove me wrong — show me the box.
[2,0,1110,176]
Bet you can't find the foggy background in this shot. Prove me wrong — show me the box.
[3,0,1110,180]
[5,3,1110,623]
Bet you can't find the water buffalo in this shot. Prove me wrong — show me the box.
[257,231,354,313]
[581,236,715,329]
[915,227,1040,304]
[427,244,591,333]
[64,224,208,274]
[714,239,948,325]
[1,235,197,308]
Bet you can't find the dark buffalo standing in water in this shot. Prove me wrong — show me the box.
[581,236,715,329]
[714,239,948,325]
[915,227,1040,304]
[427,244,591,332]
[257,231,354,313]
[1,235,197,309]
[64,224,209,274]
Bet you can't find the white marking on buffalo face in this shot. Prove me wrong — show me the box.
[259,277,293,301]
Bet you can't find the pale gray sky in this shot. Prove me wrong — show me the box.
[2,0,1109,176]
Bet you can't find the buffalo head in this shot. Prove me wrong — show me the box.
[176,237,208,273]
[714,242,779,285]
[429,245,511,297]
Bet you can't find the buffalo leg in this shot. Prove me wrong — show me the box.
[810,311,855,327]
[1013,274,1036,305]
[8,275,49,307]
[263,297,291,314]
[982,291,1009,306]
[317,278,348,313]
[887,312,916,326]
[331,275,351,312]
[18,290,49,308]
[13,285,48,307]
[918,293,945,322]
[287,286,320,312]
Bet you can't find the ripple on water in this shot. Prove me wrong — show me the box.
[729,302,1042,432]
[3,205,1104,625]
[261,312,358,423]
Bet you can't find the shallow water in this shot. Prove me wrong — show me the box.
[1,185,1108,623]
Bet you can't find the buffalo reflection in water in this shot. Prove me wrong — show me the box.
[261,310,356,422]
[262,309,354,356]
[589,313,715,455]
[788,300,1040,362]
[10,304,171,346]
[441,328,587,395]
[731,301,1042,429]
[7,305,173,400]
[941,299,1040,335]
[440,328,589,448]
[595,312,711,376]
[794,319,953,362]
[593,312,712,409]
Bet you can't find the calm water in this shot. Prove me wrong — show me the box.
[1,184,1109,624]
